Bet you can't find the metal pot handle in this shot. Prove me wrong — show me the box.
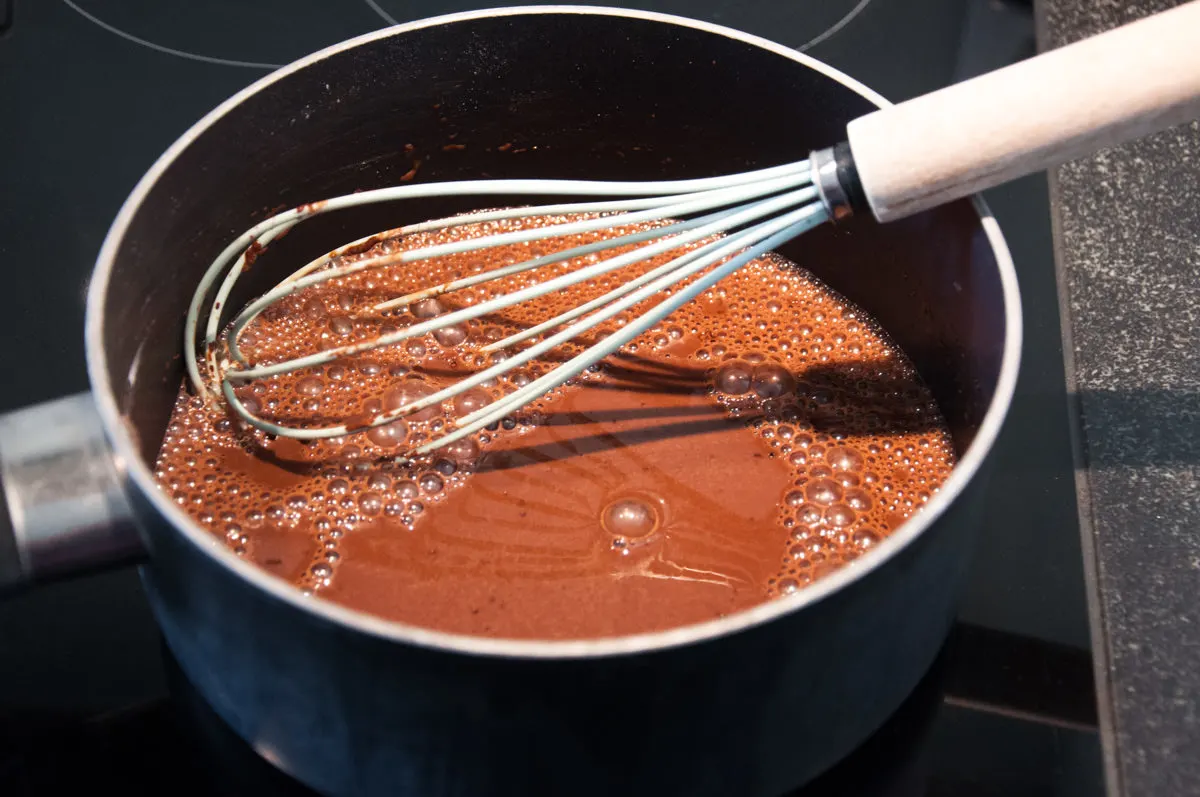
[0,393,144,592]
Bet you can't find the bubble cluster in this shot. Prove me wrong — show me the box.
[762,396,953,596]
[634,252,957,598]
[155,209,956,607]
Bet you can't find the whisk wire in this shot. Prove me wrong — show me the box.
[185,162,812,397]
[420,202,830,452]
[217,204,823,445]
[372,170,816,265]
[193,159,830,452]
[478,219,749,352]
[216,226,744,440]
[225,170,815,357]
[222,185,819,385]
[372,209,737,312]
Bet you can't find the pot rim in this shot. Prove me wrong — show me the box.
[85,4,1023,660]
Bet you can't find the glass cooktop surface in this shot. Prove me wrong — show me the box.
[0,2,1102,794]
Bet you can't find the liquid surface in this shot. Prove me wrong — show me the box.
[156,214,955,639]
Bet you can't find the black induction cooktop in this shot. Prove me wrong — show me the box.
[0,1,1103,794]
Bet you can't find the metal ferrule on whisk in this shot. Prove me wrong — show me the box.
[810,147,853,221]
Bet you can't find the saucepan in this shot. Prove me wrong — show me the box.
[0,7,1019,795]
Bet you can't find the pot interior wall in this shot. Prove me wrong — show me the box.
[99,12,1006,466]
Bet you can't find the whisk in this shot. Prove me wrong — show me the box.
[187,2,1200,454]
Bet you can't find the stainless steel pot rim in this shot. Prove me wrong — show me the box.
[85,5,1023,660]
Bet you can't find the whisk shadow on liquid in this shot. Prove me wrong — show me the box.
[455,356,947,474]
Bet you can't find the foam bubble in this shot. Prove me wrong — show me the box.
[412,298,444,318]
[805,479,843,506]
[750,363,793,399]
[366,419,408,448]
[854,528,880,549]
[359,492,383,515]
[601,497,659,538]
[444,438,480,463]
[794,503,822,526]
[453,389,490,416]
[826,446,864,472]
[296,377,324,396]
[382,380,440,422]
[434,325,468,348]
[714,360,752,395]
[825,504,855,527]
[844,488,872,512]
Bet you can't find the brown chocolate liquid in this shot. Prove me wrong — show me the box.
[156,215,955,639]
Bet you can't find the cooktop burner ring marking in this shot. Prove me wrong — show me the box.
[796,0,874,52]
[362,0,399,27]
[61,0,281,70]
[64,0,874,72]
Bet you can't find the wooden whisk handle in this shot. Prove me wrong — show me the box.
[844,0,1200,223]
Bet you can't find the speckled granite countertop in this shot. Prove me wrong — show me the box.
[1038,0,1200,794]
